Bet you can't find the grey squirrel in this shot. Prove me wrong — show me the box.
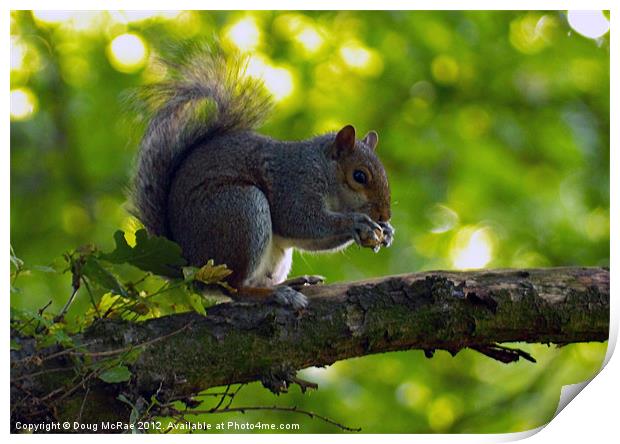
[131,49,394,309]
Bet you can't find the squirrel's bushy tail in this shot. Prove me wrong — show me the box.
[130,47,273,237]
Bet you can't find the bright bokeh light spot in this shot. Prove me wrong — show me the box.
[395,381,431,409]
[509,14,558,54]
[263,67,294,101]
[10,37,25,71]
[450,227,494,269]
[299,366,338,387]
[32,11,101,31]
[10,37,40,75]
[109,10,181,24]
[297,26,323,53]
[107,33,148,73]
[247,56,294,102]
[340,41,384,77]
[340,42,371,68]
[10,88,38,121]
[69,12,100,30]
[567,11,610,39]
[273,14,324,55]
[32,10,74,24]
[431,55,459,85]
[226,17,261,51]
[428,204,459,233]
[427,397,456,431]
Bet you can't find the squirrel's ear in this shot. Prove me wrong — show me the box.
[332,125,356,158]
[362,131,379,150]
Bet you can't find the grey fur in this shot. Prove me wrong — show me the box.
[131,50,272,237]
[131,49,393,291]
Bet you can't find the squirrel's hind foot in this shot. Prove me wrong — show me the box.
[272,286,308,310]
[233,285,307,310]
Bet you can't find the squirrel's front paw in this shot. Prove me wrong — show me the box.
[378,221,395,248]
[351,213,383,249]
[272,286,308,310]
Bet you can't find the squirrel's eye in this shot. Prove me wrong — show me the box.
[353,170,367,185]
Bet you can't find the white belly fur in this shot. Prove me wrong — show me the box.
[244,235,293,287]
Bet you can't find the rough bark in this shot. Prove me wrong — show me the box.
[11,267,609,429]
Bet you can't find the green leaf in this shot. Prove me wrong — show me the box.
[184,260,235,293]
[117,394,134,407]
[10,339,21,351]
[89,293,123,317]
[99,365,132,383]
[161,285,191,314]
[82,257,127,297]
[123,348,143,365]
[100,229,186,278]
[194,260,233,284]
[182,266,198,281]
[117,394,141,430]
[186,293,207,316]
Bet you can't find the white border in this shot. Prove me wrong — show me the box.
[3,2,616,442]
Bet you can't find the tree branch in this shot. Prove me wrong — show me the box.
[11,267,609,430]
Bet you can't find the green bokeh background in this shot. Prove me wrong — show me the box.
[10,10,609,433]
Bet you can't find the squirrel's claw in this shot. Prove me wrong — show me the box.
[352,213,383,248]
[351,213,395,251]
[378,221,395,248]
[272,286,308,310]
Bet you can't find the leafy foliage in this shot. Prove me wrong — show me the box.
[99,365,132,383]
[10,235,224,414]
[11,231,223,339]
[101,229,186,278]
[82,255,127,297]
